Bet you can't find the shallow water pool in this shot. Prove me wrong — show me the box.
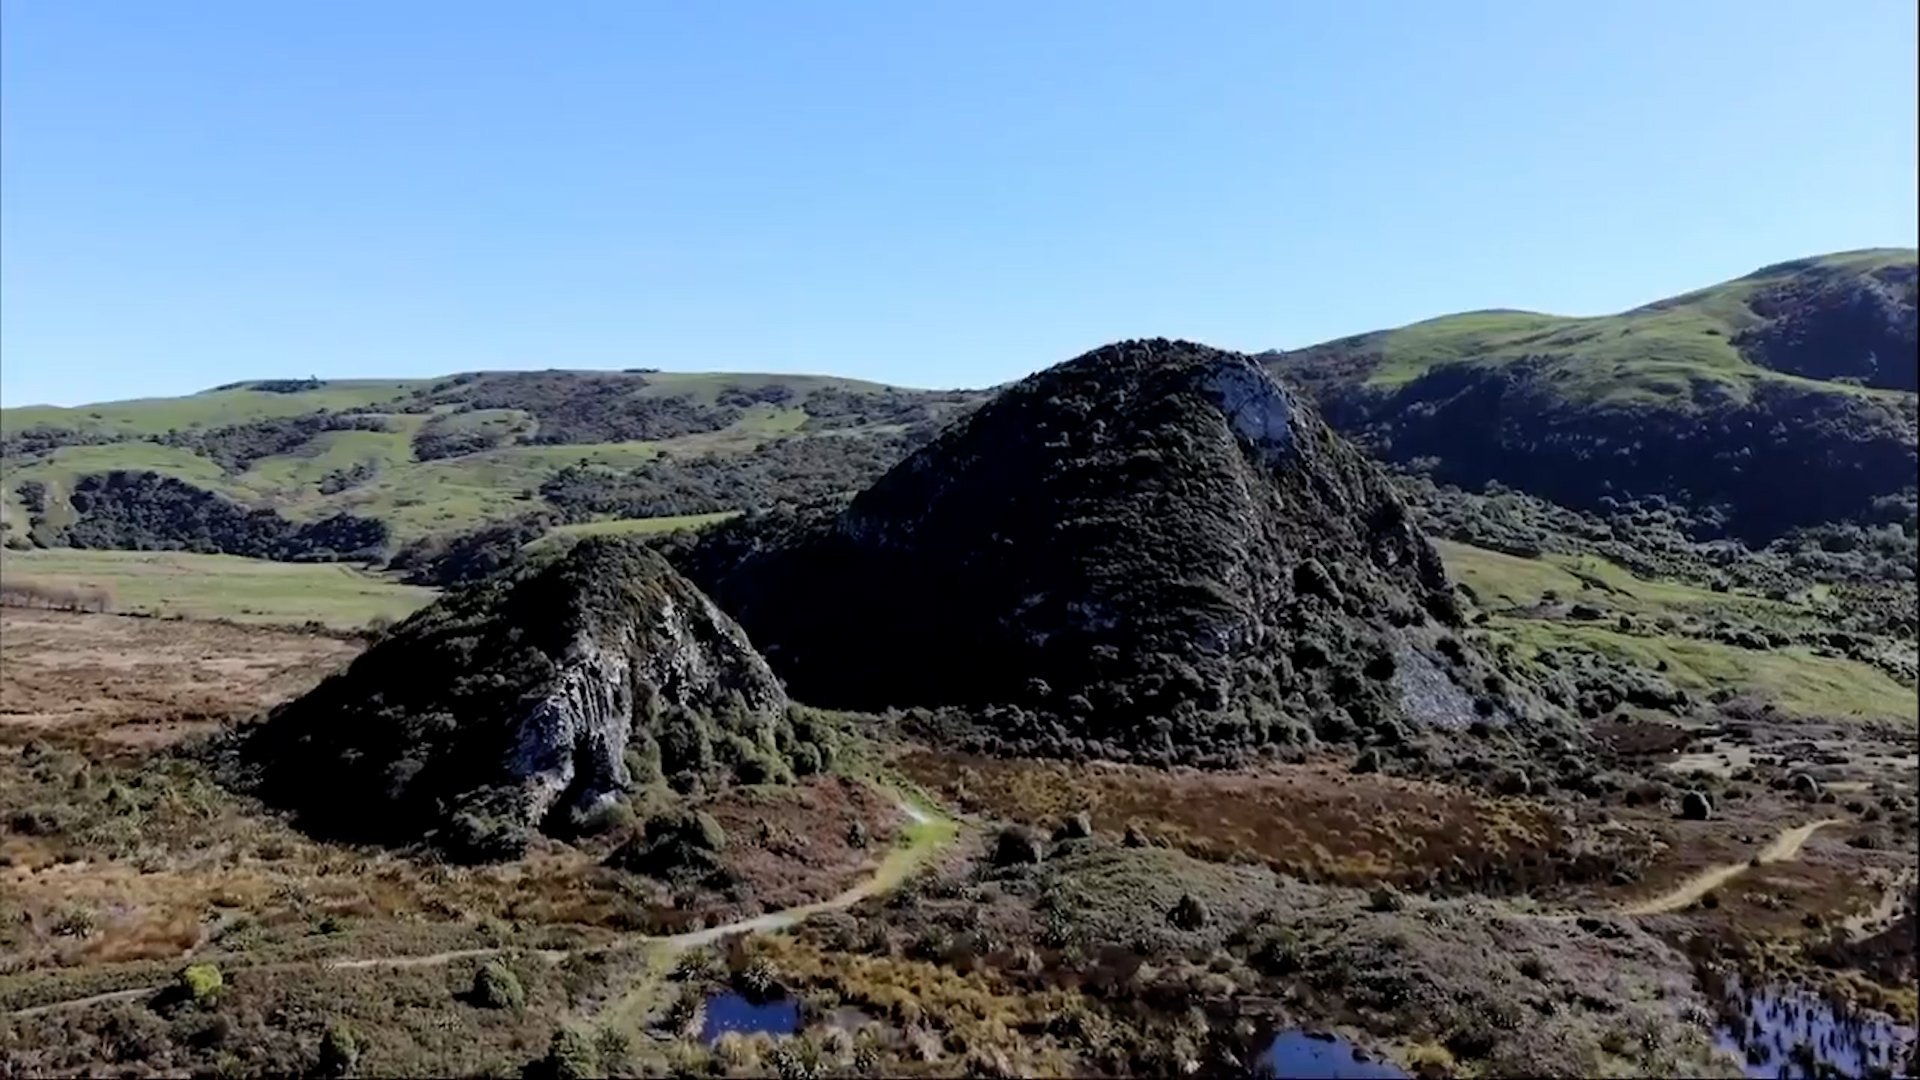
[1260,1030,1407,1079]
[700,991,801,1043]
[1707,974,1915,1079]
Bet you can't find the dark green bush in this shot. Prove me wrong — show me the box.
[472,960,525,1011]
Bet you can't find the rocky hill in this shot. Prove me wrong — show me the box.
[1264,249,1918,541]
[676,340,1544,766]
[239,537,820,860]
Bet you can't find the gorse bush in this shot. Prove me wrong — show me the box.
[472,960,525,1010]
[178,963,223,1006]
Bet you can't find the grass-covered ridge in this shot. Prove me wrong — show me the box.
[1267,249,1919,540]
[1299,248,1917,406]
[1,369,986,549]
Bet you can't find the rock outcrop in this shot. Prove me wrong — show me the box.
[245,538,797,859]
[678,339,1530,765]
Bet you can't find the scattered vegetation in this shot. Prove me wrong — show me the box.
[52,470,391,562]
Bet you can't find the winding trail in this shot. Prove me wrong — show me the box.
[8,797,956,1021]
[9,809,1856,1020]
[1619,819,1842,917]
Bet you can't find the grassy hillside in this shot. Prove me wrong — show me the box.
[1435,538,1917,723]
[1298,248,1916,406]
[1,370,984,549]
[1267,249,1920,540]
[1,380,429,435]
[522,511,739,553]
[0,548,435,629]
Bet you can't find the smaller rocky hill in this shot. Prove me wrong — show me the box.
[241,537,813,860]
[677,340,1544,766]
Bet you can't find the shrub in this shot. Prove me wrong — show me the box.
[1168,893,1209,931]
[571,799,637,838]
[1057,811,1094,840]
[533,1025,599,1080]
[472,960,526,1010]
[594,1026,632,1072]
[317,1023,359,1078]
[790,742,823,777]
[1679,790,1713,821]
[1493,769,1531,797]
[178,963,223,1005]
[609,810,730,880]
[846,821,870,849]
[991,826,1043,867]
[737,956,779,1000]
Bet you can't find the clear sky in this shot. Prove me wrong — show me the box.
[3,1,1915,406]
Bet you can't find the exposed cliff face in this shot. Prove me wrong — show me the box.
[244,538,791,859]
[678,340,1532,766]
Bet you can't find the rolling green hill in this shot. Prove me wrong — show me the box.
[1265,249,1919,540]
[1,370,985,553]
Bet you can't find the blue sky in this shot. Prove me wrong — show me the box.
[3,1,1915,406]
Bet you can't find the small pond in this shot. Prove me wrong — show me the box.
[700,991,800,1044]
[1260,1030,1407,1079]
[1707,974,1915,1079]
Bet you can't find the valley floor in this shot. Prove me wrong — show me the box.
[1,605,1915,1078]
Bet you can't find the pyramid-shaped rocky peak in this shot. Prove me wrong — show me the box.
[680,339,1526,765]
[247,538,803,859]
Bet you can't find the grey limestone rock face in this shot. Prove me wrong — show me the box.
[1201,357,1299,467]
[506,631,637,824]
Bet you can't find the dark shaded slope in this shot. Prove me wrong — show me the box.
[678,340,1529,765]
[1735,258,1917,390]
